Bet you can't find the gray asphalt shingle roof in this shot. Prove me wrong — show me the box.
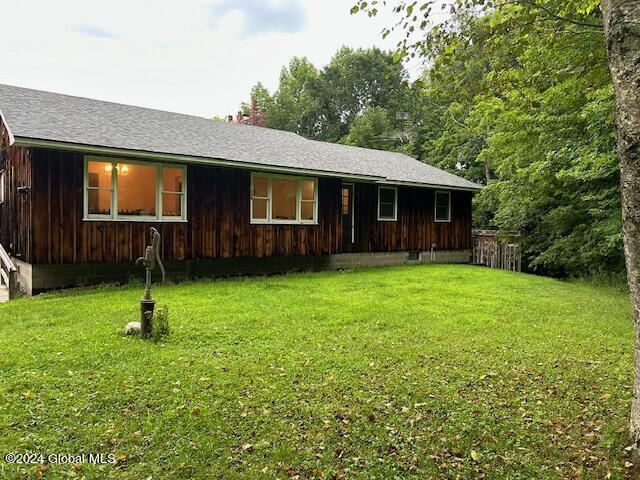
[0,84,481,190]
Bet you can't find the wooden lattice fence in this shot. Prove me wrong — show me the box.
[472,230,523,272]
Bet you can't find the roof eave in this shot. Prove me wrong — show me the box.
[13,136,386,182]
[376,179,482,193]
[13,136,482,191]
[0,110,15,145]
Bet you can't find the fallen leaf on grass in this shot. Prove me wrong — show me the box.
[35,464,48,480]
[232,443,254,453]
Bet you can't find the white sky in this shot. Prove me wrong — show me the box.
[0,0,413,118]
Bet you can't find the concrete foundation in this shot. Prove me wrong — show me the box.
[16,249,471,295]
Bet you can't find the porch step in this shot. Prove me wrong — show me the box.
[0,286,9,303]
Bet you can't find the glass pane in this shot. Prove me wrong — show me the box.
[162,193,182,217]
[301,179,315,201]
[252,198,268,220]
[88,188,111,215]
[380,188,395,204]
[301,201,315,221]
[87,161,112,188]
[117,163,157,216]
[163,167,183,193]
[253,176,268,197]
[379,203,395,219]
[342,187,351,215]
[271,177,297,220]
[436,193,449,208]
[436,205,449,220]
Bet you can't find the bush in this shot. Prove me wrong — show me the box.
[150,306,170,342]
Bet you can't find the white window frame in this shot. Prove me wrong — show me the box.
[434,190,451,223]
[83,156,187,222]
[0,169,5,204]
[377,186,397,222]
[250,172,318,225]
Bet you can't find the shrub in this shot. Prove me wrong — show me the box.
[150,306,170,342]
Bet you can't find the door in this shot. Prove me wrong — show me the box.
[341,183,354,251]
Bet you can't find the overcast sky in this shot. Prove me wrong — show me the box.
[0,0,408,118]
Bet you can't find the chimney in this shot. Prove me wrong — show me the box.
[250,98,257,125]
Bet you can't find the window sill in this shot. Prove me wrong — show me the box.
[377,218,397,222]
[83,217,188,223]
[434,219,451,223]
[250,221,319,226]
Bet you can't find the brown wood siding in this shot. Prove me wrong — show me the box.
[0,120,32,262]
[352,184,472,253]
[30,148,472,265]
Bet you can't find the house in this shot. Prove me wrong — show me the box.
[0,84,481,296]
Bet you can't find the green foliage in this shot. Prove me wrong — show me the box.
[401,5,621,277]
[321,47,411,140]
[0,266,632,478]
[241,82,274,115]
[245,48,412,143]
[266,57,325,138]
[150,305,170,342]
[341,106,396,150]
[238,2,622,278]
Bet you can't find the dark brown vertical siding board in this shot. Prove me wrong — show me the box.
[0,120,33,263]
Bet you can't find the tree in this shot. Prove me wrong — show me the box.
[241,82,274,115]
[341,106,396,150]
[267,57,326,139]
[354,0,640,469]
[600,0,640,472]
[405,7,621,276]
[322,47,411,140]
[240,48,412,143]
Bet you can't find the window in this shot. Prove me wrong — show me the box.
[377,186,397,221]
[251,173,317,224]
[435,191,451,222]
[84,157,187,221]
[0,170,5,204]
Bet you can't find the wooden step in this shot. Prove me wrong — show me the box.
[0,286,9,303]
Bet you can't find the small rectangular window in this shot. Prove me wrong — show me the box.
[377,186,397,221]
[250,173,317,224]
[251,175,269,221]
[435,191,451,222]
[87,160,113,216]
[162,167,184,218]
[300,179,316,221]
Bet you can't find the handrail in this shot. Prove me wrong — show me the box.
[0,242,17,299]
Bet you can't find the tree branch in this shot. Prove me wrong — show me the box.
[497,0,604,29]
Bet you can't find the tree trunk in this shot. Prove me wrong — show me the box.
[601,0,640,475]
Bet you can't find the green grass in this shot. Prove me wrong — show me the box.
[0,264,633,479]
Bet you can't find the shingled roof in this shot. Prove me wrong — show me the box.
[0,84,481,191]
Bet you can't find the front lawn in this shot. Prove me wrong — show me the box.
[0,265,633,479]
